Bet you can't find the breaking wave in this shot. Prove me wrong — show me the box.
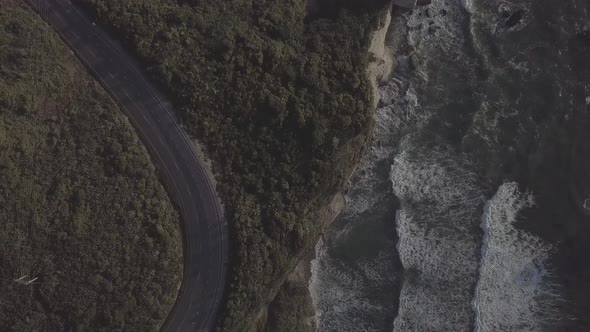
[391,145,484,332]
[473,183,559,332]
[309,0,587,329]
[310,237,399,332]
[308,78,406,331]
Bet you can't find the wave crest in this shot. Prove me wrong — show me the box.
[473,182,560,332]
[391,147,483,332]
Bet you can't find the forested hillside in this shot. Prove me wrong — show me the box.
[75,0,389,329]
[0,1,181,330]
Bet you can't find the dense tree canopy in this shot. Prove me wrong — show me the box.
[76,0,388,329]
[0,2,181,330]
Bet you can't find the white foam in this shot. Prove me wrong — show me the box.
[460,0,473,12]
[309,70,419,332]
[309,238,399,332]
[391,147,483,331]
[388,3,489,330]
[472,183,559,332]
[311,1,497,329]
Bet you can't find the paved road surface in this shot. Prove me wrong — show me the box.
[26,0,229,331]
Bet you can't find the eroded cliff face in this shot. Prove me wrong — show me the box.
[257,6,398,331]
[255,194,346,332]
[368,5,396,108]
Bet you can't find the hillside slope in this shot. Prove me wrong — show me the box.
[0,2,181,330]
[75,0,390,329]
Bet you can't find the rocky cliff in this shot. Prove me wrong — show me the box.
[368,4,396,107]
[257,4,398,331]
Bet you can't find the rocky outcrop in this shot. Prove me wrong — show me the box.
[286,193,346,331]
[368,4,396,108]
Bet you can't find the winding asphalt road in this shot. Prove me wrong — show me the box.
[26,0,229,330]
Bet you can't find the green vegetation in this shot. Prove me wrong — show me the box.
[76,0,389,329]
[0,1,181,330]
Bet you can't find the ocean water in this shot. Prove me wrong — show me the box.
[473,183,558,332]
[310,0,590,331]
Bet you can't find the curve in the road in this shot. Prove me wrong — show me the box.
[26,0,229,331]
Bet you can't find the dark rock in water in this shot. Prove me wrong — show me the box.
[440,8,448,16]
[505,9,525,28]
[498,3,511,18]
[576,29,590,42]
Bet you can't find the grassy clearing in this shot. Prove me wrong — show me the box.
[0,1,181,330]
